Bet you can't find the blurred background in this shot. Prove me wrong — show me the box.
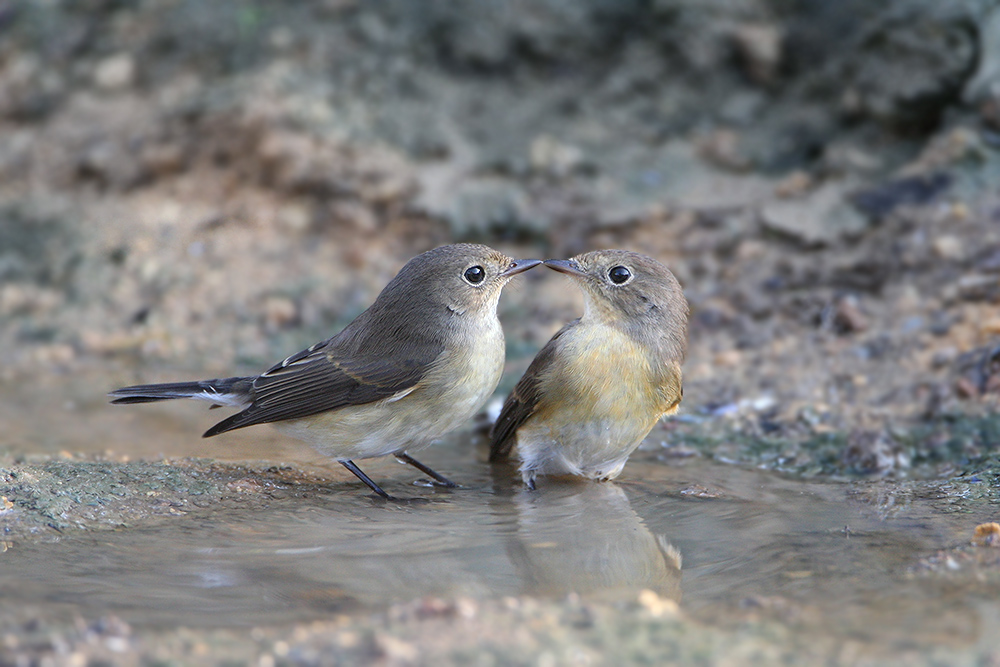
[0,0,998,471]
[3,3,1000,663]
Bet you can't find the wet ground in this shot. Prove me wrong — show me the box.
[3,371,1000,664]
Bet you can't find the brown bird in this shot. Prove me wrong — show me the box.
[490,250,688,488]
[111,244,540,500]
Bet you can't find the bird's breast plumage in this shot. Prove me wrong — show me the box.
[548,321,672,420]
[517,319,682,480]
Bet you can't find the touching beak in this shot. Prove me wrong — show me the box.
[543,259,587,277]
[501,258,543,277]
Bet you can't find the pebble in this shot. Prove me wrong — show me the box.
[731,23,783,84]
[530,135,584,177]
[774,171,812,198]
[276,202,313,233]
[833,295,868,333]
[931,347,959,368]
[263,296,298,329]
[637,589,679,618]
[713,350,742,367]
[955,377,979,399]
[0,284,64,315]
[973,522,1000,547]
[698,129,749,171]
[93,53,135,91]
[932,235,964,261]
[330,200,378,233]
[982,318,1000,336]
[957,274,998,300]
[140,143,185,177]
[375,634,419,662]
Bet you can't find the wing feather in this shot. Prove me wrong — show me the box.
[203,336,444,437]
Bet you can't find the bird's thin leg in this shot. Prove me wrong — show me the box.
[395,452,460,488]
[340,460,394,500]
[522,471,537,490]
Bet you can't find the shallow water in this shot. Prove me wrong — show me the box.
[2,369,1000,653]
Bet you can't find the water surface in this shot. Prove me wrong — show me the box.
[2,369,998,654]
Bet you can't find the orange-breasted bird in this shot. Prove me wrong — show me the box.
[490,250,688,488]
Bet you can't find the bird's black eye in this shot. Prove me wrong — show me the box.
[609,265,631,284]
[464,265,485,284]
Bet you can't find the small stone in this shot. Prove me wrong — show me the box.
[949,202,971,221]
[93,53,136,91]
[330,200,378,233]
[931,347,959,368]
[957,274,999,301]
[105,636,129,653]
[932,235,964,261]
[774,171,812,198]
[0,284,63,315]
[226,479,264,494]
[637,589,679,617]
[981,318,1000,336]
[454,597,478,619]
[761,183,868,247]
[955,376,979,399]
[698,129,749,171]
[977,247,1000,272]
[263,296,298,330]
[32,344,76,365]
[973,522,1000,547]
[276,202,313,233]
[842,430,906,475]
[833,296,868,334]
[141,143,185,177]
[376,634,419,662]
[730,23,783,85]
[530,135,584,177]
[713,350,742,367]
[734,239,766,261]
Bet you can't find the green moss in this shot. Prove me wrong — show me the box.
[663,412,1000,480]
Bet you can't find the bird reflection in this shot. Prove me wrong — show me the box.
[497,479,682,603]
[209,473,681,613]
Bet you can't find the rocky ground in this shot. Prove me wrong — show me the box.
[2,0,1000,664]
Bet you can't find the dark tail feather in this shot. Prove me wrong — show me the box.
[108,377,250,405]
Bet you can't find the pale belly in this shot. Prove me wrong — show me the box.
[516,414,657,481]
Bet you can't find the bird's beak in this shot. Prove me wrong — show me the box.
[543,259,587,277]
[501,258,543,277]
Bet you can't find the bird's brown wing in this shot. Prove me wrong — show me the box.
[203,337,444,437]
[489,321,575,462]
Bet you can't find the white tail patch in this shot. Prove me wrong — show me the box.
[192,390,249,409]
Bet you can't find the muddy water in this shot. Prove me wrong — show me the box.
[2,369,999,653]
